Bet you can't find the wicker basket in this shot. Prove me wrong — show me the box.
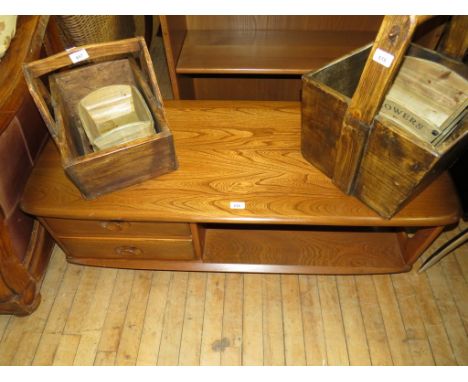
[55,16,136,47]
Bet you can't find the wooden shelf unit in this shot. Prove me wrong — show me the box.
[21,101,460,275]
[160,16,384,100]
[176,30,377,75]
[160,15,448,101]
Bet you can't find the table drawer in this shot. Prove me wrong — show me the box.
[59,237,196,261]
[45,218,191,238]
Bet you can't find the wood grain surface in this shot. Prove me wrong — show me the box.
[44,218,191,238]
[202,226,405,270]
[177,30,376,75]
[22,101,460,227]
[59,237,195,261]
[333,16,420,193]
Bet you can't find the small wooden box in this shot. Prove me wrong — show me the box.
[24,37,178,199]
[302,17,468,218]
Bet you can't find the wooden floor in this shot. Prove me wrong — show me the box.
[0,220,467,366]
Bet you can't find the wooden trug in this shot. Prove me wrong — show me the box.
[301,16,468,218]
[23,37,178,199]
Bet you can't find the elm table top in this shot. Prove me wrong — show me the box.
[21,100,460,227]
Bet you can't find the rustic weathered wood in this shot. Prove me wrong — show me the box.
[302,16,468,218]
[23,37,178,199]
[354,115,467,219]
[438,15,468,60]
[21,101,460,275]
[381,56,468,144]
[301,46,364,177]
[333,16,422,193]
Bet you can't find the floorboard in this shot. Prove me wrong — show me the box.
[0,220,466,366]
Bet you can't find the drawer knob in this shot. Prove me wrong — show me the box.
[100,221,130,232]
[115,246,143,256]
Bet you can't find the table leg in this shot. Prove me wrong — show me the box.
[397,226,445,268]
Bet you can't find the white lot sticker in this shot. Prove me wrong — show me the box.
[69,49,89,64]
[230,201,245,209]
[372,48,395,68]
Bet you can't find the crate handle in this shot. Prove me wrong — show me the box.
[24,37,144,78]
[333,15,433,194]
[23,37,164,148]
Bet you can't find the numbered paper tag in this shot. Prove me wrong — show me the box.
[372,48,394,68]
[230,201,245,209]
[68,48,89,64]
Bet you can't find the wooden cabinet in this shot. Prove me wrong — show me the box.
[0,16,54,315]
[21,101,460,275]
[160,16,383,100]
[160,15,448,101]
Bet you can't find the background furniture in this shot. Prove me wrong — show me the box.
[419,227,467,271]
[159,15,448,100]
[21,101,460,275]
[0,16,54,315]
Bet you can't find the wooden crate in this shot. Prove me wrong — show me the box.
[301,16,468,218]
[23,37,178,199]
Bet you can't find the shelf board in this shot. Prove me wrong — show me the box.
[203,227,407,274]
[176,30,375,75]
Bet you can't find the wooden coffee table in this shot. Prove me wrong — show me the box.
[21,101,460,274]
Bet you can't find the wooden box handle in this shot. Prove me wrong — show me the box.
[22,36,164,148]
[333,15,433,194]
